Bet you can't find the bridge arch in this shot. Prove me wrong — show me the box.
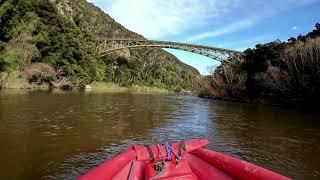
[97,39,243,63]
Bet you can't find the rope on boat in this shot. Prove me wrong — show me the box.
[127,161,134,180]
[165,143,172,160]
[145,145,155,161]
[155,144,165,171]
[151,141,186,179]
[178,140,186,157]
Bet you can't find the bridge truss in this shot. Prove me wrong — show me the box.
[96,38,243,63]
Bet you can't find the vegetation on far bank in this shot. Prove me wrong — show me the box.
[86,82,172,94]
[200,23,320,106]
[1,0,319,107]
[0,0,200,92]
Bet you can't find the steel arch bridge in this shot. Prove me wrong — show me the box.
[96,38,243,63]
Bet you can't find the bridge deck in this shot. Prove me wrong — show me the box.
[97,38,243,62]
[104,39,242,54]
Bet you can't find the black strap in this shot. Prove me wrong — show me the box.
[127,161,134,180]
[178,141,186,157]
[145,145,154,161]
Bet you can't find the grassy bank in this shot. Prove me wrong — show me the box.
[0,78,172,95]
[88,82,172,94]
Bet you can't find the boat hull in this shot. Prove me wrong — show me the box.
[79,139,290,180]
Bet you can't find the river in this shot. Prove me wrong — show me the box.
[0,90,319,179]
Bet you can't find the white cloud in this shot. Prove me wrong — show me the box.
[88,0,318,41]
[186,16,259,42]
[94,0,239,39]
[292,26,298,30]
[185,0,318,42]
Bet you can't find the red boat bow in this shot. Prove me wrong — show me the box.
[79,139,290,180]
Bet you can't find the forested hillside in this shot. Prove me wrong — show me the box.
[0,0,200,90]
[200,23,320,105]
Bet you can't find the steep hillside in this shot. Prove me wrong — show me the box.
[0,0,200,90]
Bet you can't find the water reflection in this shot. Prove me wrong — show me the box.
[0,90,319,179]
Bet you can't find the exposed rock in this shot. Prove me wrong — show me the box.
[85,85,92,89]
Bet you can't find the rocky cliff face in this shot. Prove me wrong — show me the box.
[0,0,200,90]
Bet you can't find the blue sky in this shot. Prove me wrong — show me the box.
[87,0,320,74]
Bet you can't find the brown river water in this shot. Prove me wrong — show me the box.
[0,90,320,179]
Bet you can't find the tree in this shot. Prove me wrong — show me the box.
[297,34,306,41]
[288,37,296,43]
[316,23,320,30]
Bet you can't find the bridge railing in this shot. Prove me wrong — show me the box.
[97,38,244,63]
[103,38,242,54]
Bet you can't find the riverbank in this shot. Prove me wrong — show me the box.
[0,0,200,94]
[0,80,174,95]
[199,24,320,107]
[87,82,172,94]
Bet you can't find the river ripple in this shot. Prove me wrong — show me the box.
[0,90,319,179]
